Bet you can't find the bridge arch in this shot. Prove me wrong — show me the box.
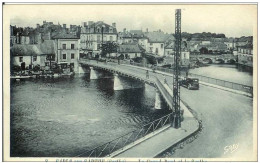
[215,58,225,64]
[203,58,213,64]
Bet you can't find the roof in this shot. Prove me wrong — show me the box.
[11,44,43,56]
[38,40,56,54]
[87,21,117,34]
[52,32,79,39]
[165,41,189,50]
[11,40,56,56]
[145,32,174,43]
[118,44,142,53]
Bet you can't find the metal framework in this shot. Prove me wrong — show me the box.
[173,9,181,128]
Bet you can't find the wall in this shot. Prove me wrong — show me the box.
[12,55,46,68]
[57,39,80,72]
[147,42,165,56]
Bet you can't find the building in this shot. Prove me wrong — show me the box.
[52,33,80,72]
[117,43,143,59]
[164,41,190,67]
[80,21,117,57]
[237,43,253,68]
[10,40,56,69]
[144,31,174,56]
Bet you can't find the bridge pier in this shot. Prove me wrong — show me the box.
[154,90,161,109]
[78,64,86,74]
[113,73,144,91]
[90,67,98,79]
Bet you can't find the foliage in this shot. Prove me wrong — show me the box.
[33,64,41,71]
[101,41,118,57]
[199,47,209,54]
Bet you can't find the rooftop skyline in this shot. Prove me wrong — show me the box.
[7,4,257,37]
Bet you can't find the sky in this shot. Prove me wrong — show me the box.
[5,4,257,37]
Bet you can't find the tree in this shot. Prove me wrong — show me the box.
[199,47,209,54]
[100,41,118,58]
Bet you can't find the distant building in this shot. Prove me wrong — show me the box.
[144,31,174,56]
[117,43,143,59]
[52,33,80,72]
[237,43,253,68]
[118,29,148,50]
[80,21,117,57]
[164,41,190,67]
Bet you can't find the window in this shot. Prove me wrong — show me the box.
[97,35,101,42]
[62,44,66,49]
[71,44,75,49]
[156,48,158,54]
[150,43,153,46]
[161,44,163,48]
[97,28,100,33]
[71,53,75,59]
[33,56,37,61]
[135,53,137,57]
[63,54,66,60]
[110,36,113,41]
[19,57,23,62]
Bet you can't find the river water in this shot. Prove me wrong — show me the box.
[189,64,253,86]
[10,73,171,157]
[10,64,252,158]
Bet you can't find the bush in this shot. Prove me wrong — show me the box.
[33,64,41,71]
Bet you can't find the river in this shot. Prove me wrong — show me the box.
[10,73,171,157]
[189,64,253,86]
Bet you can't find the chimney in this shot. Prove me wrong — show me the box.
[63,24,66,29]
[123,28,126,33]
[84,22,87,27]
[70,25,73,29]
[146,28,148,33]
[112,23,116,28]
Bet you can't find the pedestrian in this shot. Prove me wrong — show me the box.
[164,75,167,84]
[146,70,149,79]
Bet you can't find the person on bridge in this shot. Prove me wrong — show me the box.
[164,75,167,84]
[146,70,149,79]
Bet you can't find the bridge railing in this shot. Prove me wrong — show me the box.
[117,60,253,96]
[188,73,253,96]
[76,112,173,157]
[155,76,173,109]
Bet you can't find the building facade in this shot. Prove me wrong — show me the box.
[53,33,80,72]
[80,21,117,57]
[237,43,253,68]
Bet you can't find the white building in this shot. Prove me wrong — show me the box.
[145,31,175,56]
[80,21,117,57]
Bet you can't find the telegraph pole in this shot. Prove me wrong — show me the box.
[173,9,181,129]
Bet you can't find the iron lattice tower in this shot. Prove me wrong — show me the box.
[173,9,181,128]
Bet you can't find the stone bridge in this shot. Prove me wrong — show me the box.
[191,54,237,64]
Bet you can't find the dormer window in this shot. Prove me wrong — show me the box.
[97,28,101,33]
